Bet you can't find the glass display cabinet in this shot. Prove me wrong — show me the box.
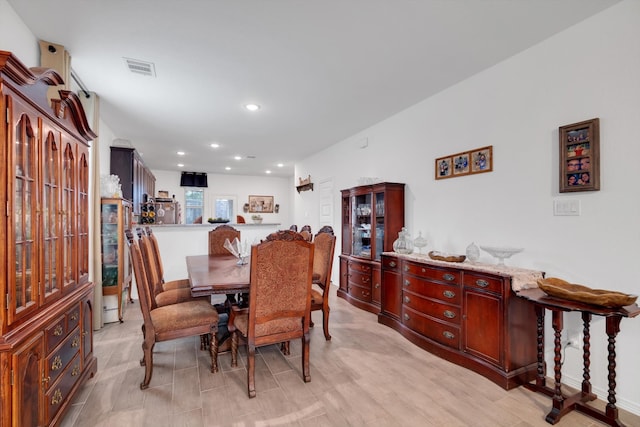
[338,182,404,314]
[101,197,133,322]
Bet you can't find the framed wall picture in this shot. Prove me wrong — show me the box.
[435,145,493,180]
[248,195,274,213]
[559,118,599,193]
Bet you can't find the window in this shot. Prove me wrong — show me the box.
[213,195,236,221]
[184,189,204,223]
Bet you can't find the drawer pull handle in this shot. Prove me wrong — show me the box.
[421,268,426,273]
[72,335,80,348]
[51,355,63,371]
[403,266,409,272]
[53,325,63,336]
[374,283,380,289]
[70,312,79,321]
[361,276,370,284]
[404,296,411,304]
[443,331,455,340]
[389,261,397,267]
[404,313,410,321]
[42,375,51,387]
[443,290,456,299]
[442,273,455,282]
[51,389,63,406]
[72,365,80,377]
[404,279,410,287]
[476,279,489,288]
[443,310,456,319]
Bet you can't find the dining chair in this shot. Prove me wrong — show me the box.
[289,224,298,232]
[145,226,189,291]
[126,232,220,389]
[209,224,241,255]
[133,230,204,308]
[300,224,313,242]
[310,230,337,340]
[228,230,314,398]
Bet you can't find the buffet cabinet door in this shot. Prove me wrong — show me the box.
[12,332,45,427]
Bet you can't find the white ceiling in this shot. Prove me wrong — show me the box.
[9,0,619,177]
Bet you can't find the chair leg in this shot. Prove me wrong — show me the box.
[280,341,290,355]
[209,331,219,373]
[302,332,311,383]
[231,332,238,367]
[141,338,155,390]
[322,305,331,341]
[247,345,256,398]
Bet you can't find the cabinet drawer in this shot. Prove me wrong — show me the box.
[381,256,400,272]
[403,262,460,284]
[349,270,372,287]
[463,272,504,295]
[45,353,82,425]
[66,303,81,332]
[348,282,372,302]
[403,291,461,325]
[402,277,460,305]
[45,315,68,353]
[349,261,372,275]
[45,326,81,385]
[402,306,460,349]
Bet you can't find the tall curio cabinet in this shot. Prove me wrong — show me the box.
[101,198,132,322]
[0,51,98,427]
[338,182,404,314]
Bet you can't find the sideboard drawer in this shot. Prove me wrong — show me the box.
[403,290,461,325]
[44,353,82,425]
[402,306,460,350]
[45,326,81,385]
[45,315,68,354]
[402,277,461,305]
[403,262,461,284]
[348,282,372,303]
[349,261,372,275]
[463,272,504,295]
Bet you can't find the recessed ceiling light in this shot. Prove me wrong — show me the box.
[277,163,284,168]
[177,151,185,156]
[234,156,242,160]
[210,143,220,148]
[245,104,260,112]
[265,170,272,174]
[225,166,231,171]
[177,163,184,167]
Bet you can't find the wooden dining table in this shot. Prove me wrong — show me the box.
[186,254,250,297]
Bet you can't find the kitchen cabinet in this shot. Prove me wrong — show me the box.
[110,146,155,219]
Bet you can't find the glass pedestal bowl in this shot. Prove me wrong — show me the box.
[480,246,523,265]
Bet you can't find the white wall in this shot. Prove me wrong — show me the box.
[296,0,640,414]
[0,0,38,65]
[152,169,294,226]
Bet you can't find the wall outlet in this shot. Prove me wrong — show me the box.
[566,333,583,349]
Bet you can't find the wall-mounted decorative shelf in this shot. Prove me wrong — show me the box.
[296,175,314,193]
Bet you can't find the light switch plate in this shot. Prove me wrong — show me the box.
[553,199,580,216]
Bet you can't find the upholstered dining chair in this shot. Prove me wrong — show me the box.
[145,227,189,291]
[310,230,337,340]
[209,224,241,255]
[126,231,220,389]
[300,224,313,242]
[228,230,314,398]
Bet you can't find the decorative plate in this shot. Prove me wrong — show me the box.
[428,251,466,263]
[537,277,638,308]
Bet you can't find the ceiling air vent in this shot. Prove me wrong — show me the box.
[124,57,156,77]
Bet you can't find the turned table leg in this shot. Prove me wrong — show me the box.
[605,315,622,423]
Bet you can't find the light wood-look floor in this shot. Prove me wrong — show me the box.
[61,290,640,427]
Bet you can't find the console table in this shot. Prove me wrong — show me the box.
[517,288,640,426]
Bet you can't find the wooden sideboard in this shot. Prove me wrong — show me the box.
[1,51,98,426]
[379,253,544,390]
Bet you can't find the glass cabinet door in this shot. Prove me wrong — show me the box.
[374,191,385,261]
[101,203,119,289]
[351,193,372,258]
[42,130,62,303]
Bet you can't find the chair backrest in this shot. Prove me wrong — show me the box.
[125,229,158,315]
[289,224,298,232]
[312,232,336,289]
[316,225,334,236]
[138,233,163,298]
[248,231,314,342]
[145,226,165,283]
[209,225,241,255]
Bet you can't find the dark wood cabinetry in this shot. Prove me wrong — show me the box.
[338,183,404,314]
[1,51,97,427]
[379,253,543,390]
[110,146,155,218]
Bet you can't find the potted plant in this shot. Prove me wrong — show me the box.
[251,214,263,224]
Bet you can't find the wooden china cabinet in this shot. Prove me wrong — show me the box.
[0,51,98,427]
[338,182,404,314]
